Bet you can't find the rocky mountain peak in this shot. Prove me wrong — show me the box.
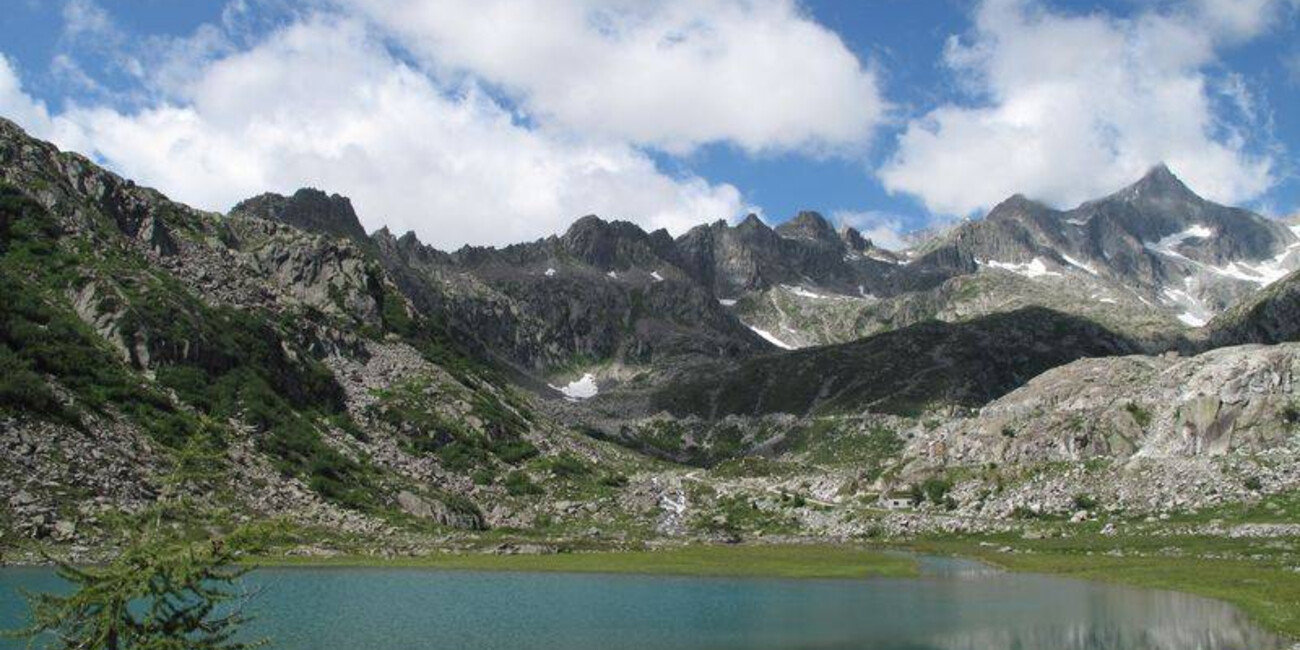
[838,225,869,252]
[985,193,1048,222]
[1116,163,1199,205]
[737,213,770,232]
[775,211,838,243]
[230,188,369,245]
[560,214,664,269]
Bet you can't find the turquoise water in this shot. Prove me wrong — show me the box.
[0,557,1286,649]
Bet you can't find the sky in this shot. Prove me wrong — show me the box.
[0,0,1297,251]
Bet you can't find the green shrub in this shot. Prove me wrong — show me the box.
[1244,476,1263,491]
[504,470,543,496]
[1011,506,1046,520]
[0,344,68,421]
[472,392,530,439]
[599,474,630,488]
[540,452,591,478]
[1125,402,1152,428]
[1282,403,1300,425]
[437,440,489,472]
[921,477,953,504]
[489,438,539,464]
[1072,493,1098,510]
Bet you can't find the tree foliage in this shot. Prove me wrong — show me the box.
[7,535,265,650]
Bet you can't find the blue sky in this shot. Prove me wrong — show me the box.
[0,0,1297,249]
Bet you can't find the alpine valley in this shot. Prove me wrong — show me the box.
[4,113,1300,611]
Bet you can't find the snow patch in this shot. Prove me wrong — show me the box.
[1160,286,1210,328]
[782,284,827,299]
[717,299,737,307]
[744,323,795,350]
[544,267,556,277]
[1144,225,1213,261]
[1142,221,1299,288]
[548,373,599,402]
[978,257,1062,279]
[1203,235,1300,287]
[1209,260,1293,286]
[650,271,664,282]
[1061,254,1098,275]
[606,270,618,279]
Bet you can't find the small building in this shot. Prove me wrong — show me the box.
[879,492,913,510]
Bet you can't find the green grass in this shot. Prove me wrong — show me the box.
[254,544,917,580]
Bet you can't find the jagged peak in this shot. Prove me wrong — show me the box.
[786,210,831,228]
[737,213,767,229]
[1145,162,1175,179]
[396,230,422,248]
[230,187,368,244]
[775,211,837,242]
[560,214,608,240]
[838,224,869,252]
[1114,163,1200,203]
[561,214,655,243]
[0,116,33,142]
[985,193,1049,221]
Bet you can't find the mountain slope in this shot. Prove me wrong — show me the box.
[674,212,901,299]
[1205,269,1300,347]
[730,166,1299,350]
[649,307,1138,419]
[917,342,1300,466]
[367,213,768,378]
[0,117,660,549]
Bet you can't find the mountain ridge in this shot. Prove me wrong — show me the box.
[3,114,1300,561]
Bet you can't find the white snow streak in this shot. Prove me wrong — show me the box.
[745,323,795,350]
[979,257,1061,278]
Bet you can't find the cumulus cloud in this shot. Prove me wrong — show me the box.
[339,0,887,155]
[832,210,912,251]
[1,15,746,248]
[879,0,1281,217]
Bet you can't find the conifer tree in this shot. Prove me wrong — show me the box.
[9,534,265,650]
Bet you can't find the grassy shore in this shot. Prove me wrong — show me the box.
[253,544,918,580]
[908,536,1300,640]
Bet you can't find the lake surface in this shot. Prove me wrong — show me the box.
[0,556,1286,650]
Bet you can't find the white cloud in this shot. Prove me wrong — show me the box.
[0,56,58,136]
[879,0,1280,217]
[1188,0,1284,42]
[339,0,886,155]
[832,210,910,251]
[2,17,745,248]
[61,0,114,40]
[1286,49,1300,85]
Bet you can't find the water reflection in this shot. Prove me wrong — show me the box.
[923,571,1284,650]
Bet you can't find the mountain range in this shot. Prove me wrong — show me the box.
[3,114,1300,554]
